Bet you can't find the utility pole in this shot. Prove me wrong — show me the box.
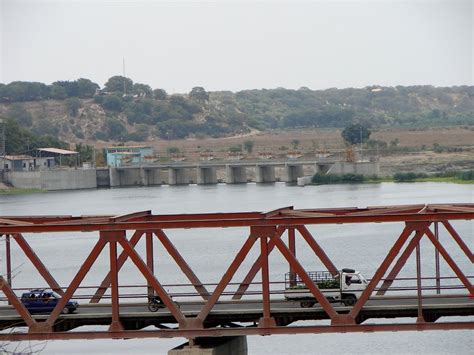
[359,125,363,161]
[123,57,127,96]
[0,118,5,157]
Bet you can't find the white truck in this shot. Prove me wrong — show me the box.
[284,268,368,307]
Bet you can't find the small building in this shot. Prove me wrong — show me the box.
[0,155,55,171]
[105,146,153,167]
[35,148,79,167]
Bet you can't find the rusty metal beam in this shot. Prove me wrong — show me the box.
[442,221,474,263]
[349,224,417,319]
[154,230,210,300]
[232,226,286,299]
[273,236,340,321]
[296,225,338,276]
[0,322,472,341]
[12,233,64,296]
[90,231,144,303]
[107,232,124,332]
[195,235,257,326]
[117,237,186,326]
[46,239,107,328]
[146,231,154,298]
[1,205,472,234]
[376,227,427,296]
[0,276,36,328]
[424,228,473,294]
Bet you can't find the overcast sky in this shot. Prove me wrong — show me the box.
[0,0,472,93]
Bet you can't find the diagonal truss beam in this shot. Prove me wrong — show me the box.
[118,237,186,326]
[12,233,63,296]
[442,221,474,263]
[195,235,257,325]
[90,231,144,303]
[0,276,36,328]
[46,239,107,328]
[349,223,416,319]
[232,226,286,299]
[154,230,211,300]
[424,228,473,294]
[376,227,427,295]
[296,225,338,276]
[272,236,339,320]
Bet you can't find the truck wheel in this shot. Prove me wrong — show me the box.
[300,301,315,308]
[343,295,357,306]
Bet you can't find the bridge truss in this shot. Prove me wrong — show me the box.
[0,203,472,341]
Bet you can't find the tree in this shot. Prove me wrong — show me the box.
[6,103,33,127]
[66,98,82,116]
[341,123,371,145]
[189,87,209,102]
[243,140,254,154]
[153,88,167,100]
[50,84,68,99]
[102,95,124,112]
[52,80,79,97]
[76,78,99,98]
[291,139,300,150]
[104,76,133,94]
[133,83,153,97]
[104,117,126,140]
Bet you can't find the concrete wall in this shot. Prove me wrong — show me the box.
[226,166,247,183]
[327,161,380,176]
[96,168,110,187]
[256,165,275,183]
[197,167,217,184]
[5,169,97,190]
[170,336,247,355]
[284,165,304,182]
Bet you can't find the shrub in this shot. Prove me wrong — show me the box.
[311,173,365,184]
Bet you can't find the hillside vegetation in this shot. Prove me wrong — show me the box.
[0,77,473,154]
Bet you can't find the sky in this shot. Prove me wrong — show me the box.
[0,0,472,93]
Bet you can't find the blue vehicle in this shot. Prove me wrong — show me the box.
[20,289,78,314]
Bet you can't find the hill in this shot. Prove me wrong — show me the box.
[0,78,473,154]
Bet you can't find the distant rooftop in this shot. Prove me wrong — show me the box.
[37,148,78,155]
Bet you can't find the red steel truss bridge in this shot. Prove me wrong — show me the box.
[0,203,472,342]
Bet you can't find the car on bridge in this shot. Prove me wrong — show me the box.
[20,289,79,314]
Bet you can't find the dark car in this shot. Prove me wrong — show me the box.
[20,289,78,314]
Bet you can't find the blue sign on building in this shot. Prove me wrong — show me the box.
[105,146,154,167]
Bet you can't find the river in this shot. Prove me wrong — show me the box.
[0,182,472,354]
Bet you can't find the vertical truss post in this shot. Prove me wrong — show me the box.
[256,227,277,328]
[5,234,11,287]
[288,227,296,287]
[434,222,441,295]
[146,231,154,299]
[416,241,424,323]
[90,231,144,303]
[107,231,124,332]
